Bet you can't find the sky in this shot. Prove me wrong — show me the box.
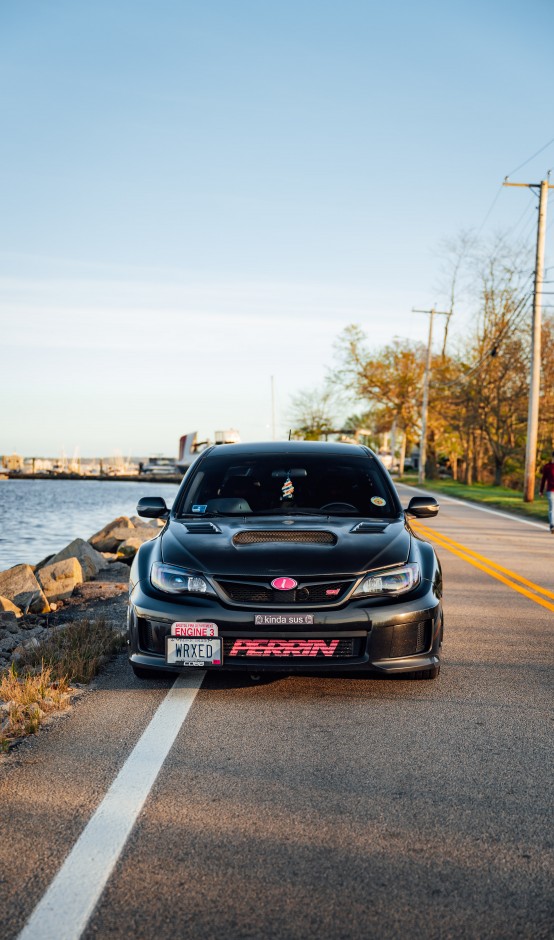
[1,0,553,457]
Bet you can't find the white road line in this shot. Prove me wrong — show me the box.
[397,483,550,531]
[18,671,205,940]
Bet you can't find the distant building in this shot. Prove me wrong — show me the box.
[1,453,24,472]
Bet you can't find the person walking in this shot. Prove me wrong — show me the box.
[539,450,554,533]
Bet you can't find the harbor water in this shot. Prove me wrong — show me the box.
[0,479,180,570]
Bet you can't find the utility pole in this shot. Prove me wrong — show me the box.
[504,176,554,501]
[413,307,449,483]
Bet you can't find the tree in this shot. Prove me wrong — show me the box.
[289,386,338,440]
[429,240,531,485]
[333,326,426,472]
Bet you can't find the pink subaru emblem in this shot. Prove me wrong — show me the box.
[271,577,297,591]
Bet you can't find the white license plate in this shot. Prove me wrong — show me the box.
[166,637,222,666]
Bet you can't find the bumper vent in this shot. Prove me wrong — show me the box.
[371,620,430,660]
[233,530,336,545]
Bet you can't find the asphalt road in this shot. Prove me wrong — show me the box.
[0,483,552,940]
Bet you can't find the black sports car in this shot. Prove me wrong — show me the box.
[128,441,442,680]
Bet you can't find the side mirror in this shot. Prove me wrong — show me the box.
[137,496,169,519]
[405,496,439,518]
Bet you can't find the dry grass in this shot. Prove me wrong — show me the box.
[17,618,125,685]
[0,663,73,751]
[0,619,125,750]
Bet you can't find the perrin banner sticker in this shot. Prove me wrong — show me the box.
[371,496,386,507]
[229,638,340,657]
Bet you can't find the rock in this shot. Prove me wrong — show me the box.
[0,565,50,614]
[99,561,131,582]
[129,516,164,529]
[89,517,136,553]
[34,553,55,573]
[100,552,119,562]
[0,635,19,653]
[117,529,158,559]
[72,581,128,601]
[37,557,84,602]
[0,596,22,618]
[0,614,20,632]
[49,539,108,581]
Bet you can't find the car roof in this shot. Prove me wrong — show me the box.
[201,441,374,459]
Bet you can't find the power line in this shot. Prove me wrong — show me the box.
[504,136,554,180]
[475,185,505,236]
[430,288,533,391]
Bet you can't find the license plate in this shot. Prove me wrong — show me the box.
[166,637,222,666]
[171,622,218,637]
[254,613,314,626]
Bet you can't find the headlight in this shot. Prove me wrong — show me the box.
[353,563,420,596]
[151,562,215,595]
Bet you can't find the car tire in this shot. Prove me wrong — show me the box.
[408,664,440,680]
[131,664,159,680]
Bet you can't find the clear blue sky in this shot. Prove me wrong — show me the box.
[1,0,553,456]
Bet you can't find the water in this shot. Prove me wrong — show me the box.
[0,479,180,570]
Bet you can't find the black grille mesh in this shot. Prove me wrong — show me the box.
[218,582,274,603]
[233,530,336,545]
[216,579,353,604]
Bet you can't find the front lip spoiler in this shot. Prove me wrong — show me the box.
[129,650,439,674]
[370,654,439,673]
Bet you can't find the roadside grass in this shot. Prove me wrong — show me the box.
[398,475,548,524]
[0,619,125,751]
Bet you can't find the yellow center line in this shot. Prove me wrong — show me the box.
[413,523,554,614]
[415,523,554,601]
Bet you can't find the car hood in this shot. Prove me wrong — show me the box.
[161,517,410,577]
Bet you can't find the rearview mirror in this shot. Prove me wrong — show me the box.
[405,496,439,518]
[137,496,169,519]
[271,468,308,479]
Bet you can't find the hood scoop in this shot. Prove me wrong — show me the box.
[184,522,222,534]
[233,530,336,545]
[350,522,389,533]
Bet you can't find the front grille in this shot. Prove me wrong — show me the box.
[233,530,336,545]
[216,578,354,605]
[296,582,352,603]
[217,582,274,603]
[223,637,358,659]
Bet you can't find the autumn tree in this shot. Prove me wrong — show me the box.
[333,326,425,472]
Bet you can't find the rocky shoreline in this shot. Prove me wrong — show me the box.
[0,515,163,670]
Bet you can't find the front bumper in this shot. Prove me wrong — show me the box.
[128,579,442,675]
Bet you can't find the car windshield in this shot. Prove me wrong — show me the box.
[177,453,399,518]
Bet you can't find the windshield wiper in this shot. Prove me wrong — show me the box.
[178,511,227,518]
[249,509,334,516]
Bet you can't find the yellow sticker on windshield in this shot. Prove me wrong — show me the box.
[371,496,386,507]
